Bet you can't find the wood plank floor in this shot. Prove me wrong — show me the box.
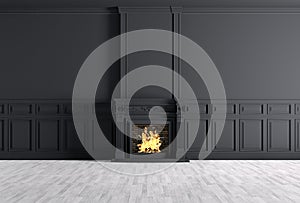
[0,160,300,202]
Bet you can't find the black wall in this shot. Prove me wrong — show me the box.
[1,0,300,159]
[0,13,120,100]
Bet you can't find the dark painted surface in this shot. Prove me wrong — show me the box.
[1,0,300,8]
[214,120,236,152]
[267,119,291,152]
[126,12,173,99]
[1,1,300,159]
[36,119,60,152]
[0,14,119,101]
[181,14,300,99]
[239,119,264,152]
[9,119,33,151]
[0,120,5,151]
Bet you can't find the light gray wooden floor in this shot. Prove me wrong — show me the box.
[0,160,300,203]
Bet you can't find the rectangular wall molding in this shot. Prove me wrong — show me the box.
[36,104,60,115]
[214,119,236,152]
[268,104,291,115]
[36,119,60,152]
[240,119,263,152]
[240,104,264,115]
[9,119,33,152]
[64,119,86,152]
[268,119,291,152]
[0,120,4,151]
[9,104,33,115]
[296,120,300,152]
[0,104,5,115]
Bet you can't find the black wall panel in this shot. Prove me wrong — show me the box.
[9,119,33,151]
[296,120,300,152]
[64,119,85,152]
[0,120,4,151]
[9,104,33,115]
[240,119,263,152]
[214,120,236,152]
[36,119,60,152]
[267,119,291,152]
[189,119,208,152]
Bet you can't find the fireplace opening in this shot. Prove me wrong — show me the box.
[131,124,170,155]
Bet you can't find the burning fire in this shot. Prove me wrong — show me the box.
[137,127,162,153]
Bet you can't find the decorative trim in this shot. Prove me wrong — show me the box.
[267,104,292,115]
[2,0,300,12]
[240,104,264,115]
[182,7,300,14]
[2,6,300,14]
[3,7,300,14]
[0,120,4,151]
[296,120,300,152]
[118,7,172,13]
[0,8,118,14]
[170,7,183,14]
[187,151,300,160]
[171,7,182,99]
[2,8,300,14]
[120,11,128,98]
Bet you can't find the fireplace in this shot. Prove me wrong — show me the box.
[130,123,172,155]
[113,99,200,161]
[113,99,182,160]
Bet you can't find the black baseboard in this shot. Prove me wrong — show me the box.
[0,152,92,160]
[187,151,300,160]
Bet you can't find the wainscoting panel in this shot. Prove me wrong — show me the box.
[36,119,60,152]
[268,104,292,115]
[64,119,86,152]
[36,104,60,115]
[93,120,114,152]
[9,104,33,116]
[189,119,209,152]
[9,119,33,152]
[0,101,93,159]
[295,120,300,152]
[0,120,4,151]
[295,104,300,115]
[0,100,300,159]
[240,104,264,115]
[214,119,236,152]
[268,119,291,152]
[213,104,236,115]
[0,104,6,115]
[239,119,264,152]
[199,104,209,114]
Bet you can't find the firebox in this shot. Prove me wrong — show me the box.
[130,123,172,155]
[113,99,182,161]
[113,98,200,161]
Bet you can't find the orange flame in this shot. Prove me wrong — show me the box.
[137,127,162,153]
